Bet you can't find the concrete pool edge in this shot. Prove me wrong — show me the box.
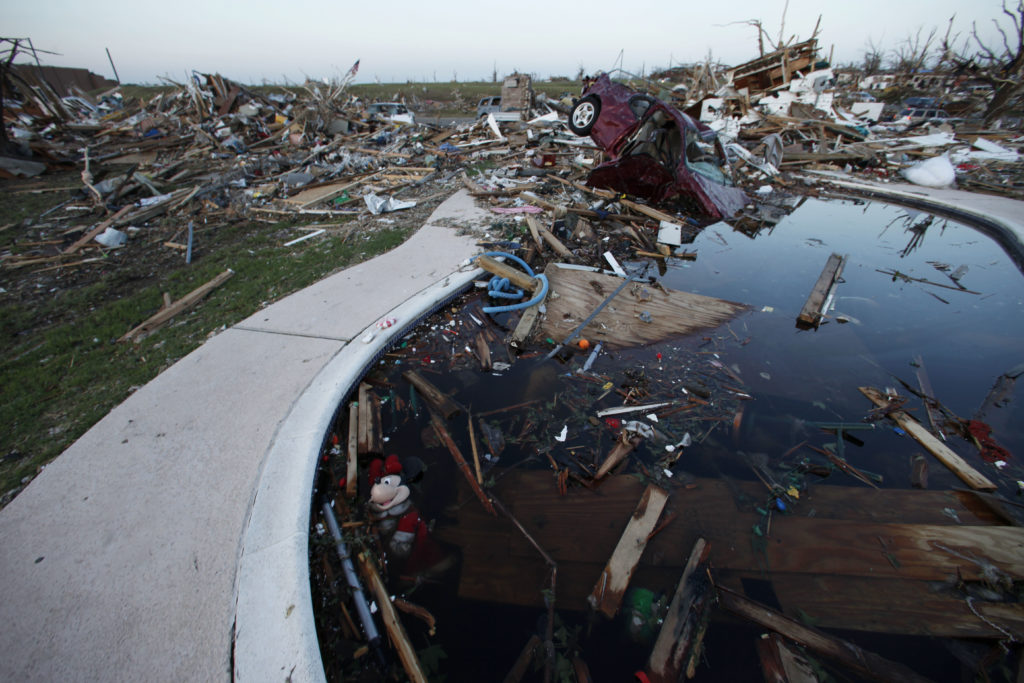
[797,172,1024,268]
[233,190,491,682]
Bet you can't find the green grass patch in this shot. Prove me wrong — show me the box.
[0,218,416,503]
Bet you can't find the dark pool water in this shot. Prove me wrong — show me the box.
[311,195,1024,682]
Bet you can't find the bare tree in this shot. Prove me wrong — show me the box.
[890,26,939,74]
[941,1,1024,126]
[862,37,885,75]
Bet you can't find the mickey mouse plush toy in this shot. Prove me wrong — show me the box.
[367,454,451,577]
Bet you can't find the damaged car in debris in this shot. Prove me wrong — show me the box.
[569,72,748,219]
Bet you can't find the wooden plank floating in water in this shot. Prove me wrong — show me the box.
[645,538,712,683]
[588,484,668,618]
[718,587,932,683]
[356,552,428,683]
[435,470,1024,638]
[402,370,462,420]
[756,633,819,683]
[537,264,747,349]
[797,252,846,328]
[859,386,997,491]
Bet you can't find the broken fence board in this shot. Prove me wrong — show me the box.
[797,252,846,327]
[588,484,668,618]
[859,386,996,491]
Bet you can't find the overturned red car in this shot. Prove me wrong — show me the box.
[569,73,748,220]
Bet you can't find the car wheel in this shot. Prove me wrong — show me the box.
[569,96,600,135]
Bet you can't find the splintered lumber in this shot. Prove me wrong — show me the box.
[595,434,642,479]
[430,411,495,515]
[913,355,946,438]
[64,205,132,254]
[357,383,383,456]
[588,484,668,618]
[717,588,931,683]
[402,370,461,419]
[119,269,233,342]
[646,538,712,683]
[538,264,747,349]
[356,552,427,683]
[797,252,846,327]
[618,198,682,225]
[284,172,381,208]
[475,254,541,294]
[509,291,546,348]
[524,215,545,251]
[473,331,491,371]
[859,386,996,491]
[756,633,820,683]
[467,414,483,484]
[346,404,358,497]
[525,218,574,260]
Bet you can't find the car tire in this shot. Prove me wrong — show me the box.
[569,95,600,135]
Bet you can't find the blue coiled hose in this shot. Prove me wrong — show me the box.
[474,251,549,314]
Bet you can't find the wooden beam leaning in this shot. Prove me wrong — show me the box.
[357,383,382,456]
[588,484,668,617]
[859,386,996,491]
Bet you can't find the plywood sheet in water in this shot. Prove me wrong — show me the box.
[436,470,1024,636]
[536,265,747,349]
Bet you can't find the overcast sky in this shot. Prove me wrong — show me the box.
[5,0,1013,85]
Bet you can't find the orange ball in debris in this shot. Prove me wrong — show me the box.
[578,339,590,350]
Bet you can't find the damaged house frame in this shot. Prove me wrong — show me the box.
[568,72,748,219]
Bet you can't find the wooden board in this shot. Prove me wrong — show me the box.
[797,252,846,327]
[766,573,1024,638]
[646,538,711,682]
[588,484,668,617]
[346,404,358,497]
[435,470,1024,637]
[860,386,996,491]
[537,264,747,349]
[282,173,380,208]
[718,588,931,683]
[357,383,382,455]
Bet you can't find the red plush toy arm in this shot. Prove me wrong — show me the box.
[389,509,421,558]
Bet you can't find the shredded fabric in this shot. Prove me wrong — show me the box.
[966,419,1012,463]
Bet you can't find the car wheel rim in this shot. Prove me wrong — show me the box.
[573,103,595,128]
